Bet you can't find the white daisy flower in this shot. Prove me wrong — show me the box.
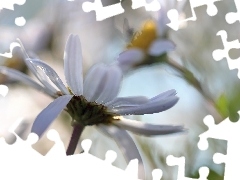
[116,19,175,72]
[0,34,185,179]
[116,0,187,72]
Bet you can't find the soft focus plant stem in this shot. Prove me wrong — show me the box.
[66,123,85,155]
[166,57,222,120]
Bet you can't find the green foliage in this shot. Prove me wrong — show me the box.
[190,168,224,180]
[215,89,240,122]
[215,94,229,119]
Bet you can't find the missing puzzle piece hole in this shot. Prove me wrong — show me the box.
[213,153,225,164]
[105,150,117,164]
[225,11,239,25]
[47,129,60,141]
[206,3,218,16]
[152,169,163,180]
[15,16,26,26]
[212,49,224,61]
[0,85,9,97]
[81,139,92,153]
[198,166,210,178]
[26,133,39,144]
[198,137,209,150]
[82,2,92,13]
[203,115,215,128]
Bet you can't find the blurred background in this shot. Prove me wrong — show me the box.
[0,0,240,179]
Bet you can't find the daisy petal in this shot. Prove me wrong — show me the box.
[31,95,73,138]
[29,59,69,95]
[64,34,83,95]
[0,66,55,97]
[84,64,121,104]
[112,117,186,136]
[149,89,176,102]
[156,5,169,37]
[97,124,145,179]
[148,39,175,56]
[26,58,58,95]
[114,96,179,115]
[17,39,61,95]
[95,65,122,104]
[83,63,107,101]
[105,96,149,108]
[117,48,145,72]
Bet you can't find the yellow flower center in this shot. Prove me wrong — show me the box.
[127,20,157,51]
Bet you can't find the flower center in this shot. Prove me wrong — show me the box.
[66,95,119,126]
[126,20,157,51]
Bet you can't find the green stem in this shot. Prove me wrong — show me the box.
[167,58,203,92]
[66,124,85,155]
[166,57,220,118]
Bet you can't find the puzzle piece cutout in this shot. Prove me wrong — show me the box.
[166,155,209,180]
[2,118,31,144]
[131,0,160,11]
[225,0,240,24]
[0,42,20,58]
[82,0,170,21]
[167,0,222,31]
[82,0,125,21]
[0,0,26,26]
[198,112,240,179]
[0,84,9,97]
[82,0,224,33]
[1,119,170,179]
[212,30,240,78]
[0,0,26,10]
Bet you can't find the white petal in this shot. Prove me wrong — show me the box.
[25,58,58,95]
[95,65,122,104]
[64,34,83,95]
[29,59,69,95]
[16,38,29,59]
[17,39,45,80]
[31,95,73,138]
[156,7,169,37]
[112,117,185,136]
[105,96,149,108]
[117,48,144,72]
[83,63,107,101]
[114,96,179,115]
[148,39,175,56]
[149,89,176,102]
[84,64,122,103]
[0,66,55,97]
[17,39,58,95]
[97,124,145,179]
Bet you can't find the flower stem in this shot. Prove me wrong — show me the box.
[166,57,223,121]
[66,124,85,155]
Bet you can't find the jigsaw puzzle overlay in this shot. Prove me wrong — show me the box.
[0,1,26,58]
[0,119,161,180]
[1,0,240,179]
[0,0,26,26]
[1,113,240,179]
